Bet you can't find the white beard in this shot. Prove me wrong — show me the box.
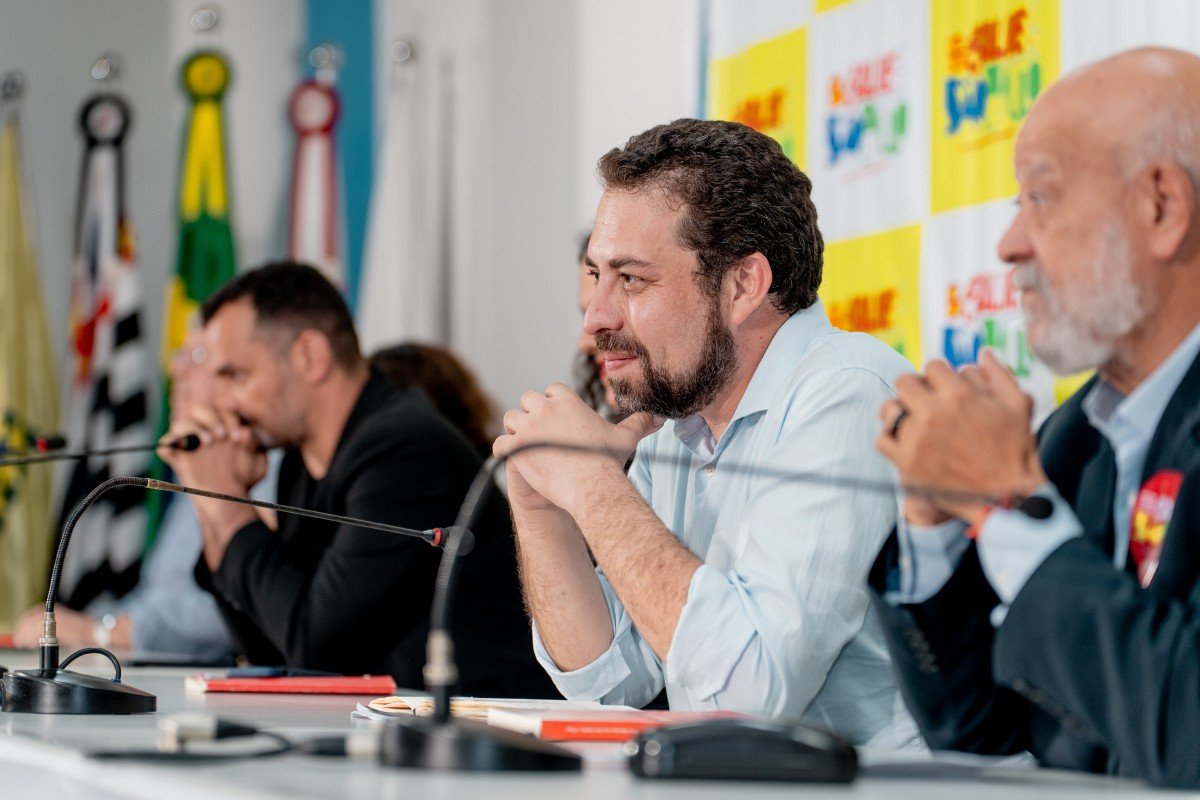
[1013,223,1149,376]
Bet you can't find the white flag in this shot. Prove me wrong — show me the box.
[358,56,421,353]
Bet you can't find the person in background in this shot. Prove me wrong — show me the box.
[370,342,498,458]
[13,330,269,661]
[163,262,554,696]
[573,231,620,418]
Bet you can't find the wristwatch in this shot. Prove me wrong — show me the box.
[93,613,118,649]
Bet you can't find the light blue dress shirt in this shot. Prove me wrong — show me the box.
[893,322,1200,620]
[533,302,921,748]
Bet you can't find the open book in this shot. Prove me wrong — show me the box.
[356,694,743,743]
[359,695,626,722]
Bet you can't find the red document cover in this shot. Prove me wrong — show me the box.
[487,708,745,742]
[0,634,14,649]
[187,674,397,695]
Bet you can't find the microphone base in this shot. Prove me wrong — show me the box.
[379,715,581,772]
[0,668,156,714]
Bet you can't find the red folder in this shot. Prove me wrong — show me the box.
[0,634,14,649]
[187,674,396,695]
[487,708,745,742]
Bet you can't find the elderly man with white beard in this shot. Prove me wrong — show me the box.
[868,47,1200,789]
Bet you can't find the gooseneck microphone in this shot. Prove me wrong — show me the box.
[423,443,1052,721]
[0,433,203,468]
[0,473,474,715]
[380,439,1055,775]
[68,442,1051,761]
[138,477,473,551]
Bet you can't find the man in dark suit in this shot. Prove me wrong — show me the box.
[871,47,1200,787]
[161,262,555,697]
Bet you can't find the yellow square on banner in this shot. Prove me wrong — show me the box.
[930,0,1060,213]
[821,224,923,366]
[816,0,857,11]
[708,28,807,168]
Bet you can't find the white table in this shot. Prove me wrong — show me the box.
[0,650,1167,799]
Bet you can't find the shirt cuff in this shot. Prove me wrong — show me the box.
[663,564,755,701]
[886,517,970,604]
[530,621,633,701]
[976,484,1082,615]
[529,570,647,702]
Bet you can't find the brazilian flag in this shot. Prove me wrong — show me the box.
[147,51,237,538]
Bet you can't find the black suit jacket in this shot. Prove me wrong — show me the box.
[870,349,1200,788]
[199,371,557,698]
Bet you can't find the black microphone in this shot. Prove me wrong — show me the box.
[0,474,474,716]
[0,433,202,468]
[140,477,473,552]
[0,433,68,456]
[380,440,1057,775]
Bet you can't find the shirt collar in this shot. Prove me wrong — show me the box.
[1083,321,1200,440]
[670,301,833,453]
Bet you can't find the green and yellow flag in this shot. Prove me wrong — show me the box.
[0,85,60,628]
[148,51,237,531]
[164,50,237,363]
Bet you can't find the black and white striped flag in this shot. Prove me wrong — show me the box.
[55,91,151,608]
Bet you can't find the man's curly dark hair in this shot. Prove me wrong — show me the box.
[597,118,823,314]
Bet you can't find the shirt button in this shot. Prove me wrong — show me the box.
[704,464,716,477]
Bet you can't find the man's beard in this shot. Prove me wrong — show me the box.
[1013,223,1149,376]
[598,299,738,419]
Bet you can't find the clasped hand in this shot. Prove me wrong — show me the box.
[158,406,267,497]
[493,383,661,516]
[876,350,1048,525]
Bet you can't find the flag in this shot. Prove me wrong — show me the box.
[164,50,237,360]
[55,91,151,608]
[147,50,238,533]
[288,76,344,287]
[358,52,420,352]
[0,83,61,628]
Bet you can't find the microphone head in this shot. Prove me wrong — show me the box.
[457,528,475,556]
[434,525,475,555]
[36,434,68,452]
[1016,495,1054,520]
[171,434,202,452]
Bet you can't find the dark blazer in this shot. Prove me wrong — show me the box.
[199,370,557,698]
[870,349,1200,788]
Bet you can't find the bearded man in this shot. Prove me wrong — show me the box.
[872,47,1200,787]
[496,119,920,748]
[161,262,554,697]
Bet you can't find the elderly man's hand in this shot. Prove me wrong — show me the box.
[877,350,1047,524]
[494,383,661,516]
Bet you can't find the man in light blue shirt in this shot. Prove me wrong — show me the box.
[496,118,919,747]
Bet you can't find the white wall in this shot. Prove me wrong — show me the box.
[576,0,701,228]
[0,0,302,394]
[377,0,699,409]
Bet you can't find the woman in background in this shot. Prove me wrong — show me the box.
[370,342,498,457]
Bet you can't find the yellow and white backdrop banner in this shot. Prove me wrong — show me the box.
[706,0,1200,420]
